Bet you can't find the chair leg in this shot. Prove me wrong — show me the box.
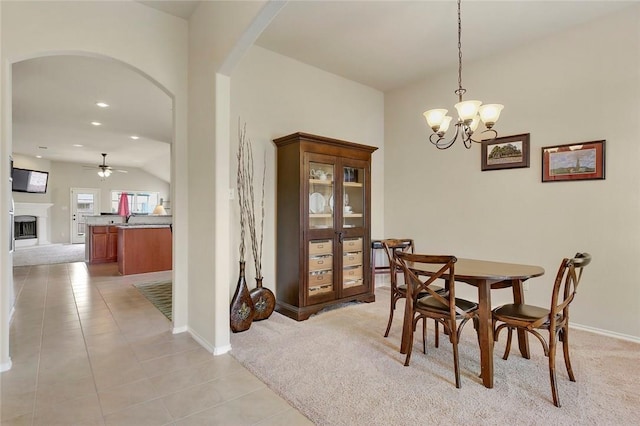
[422,317,427,354]
[560,326,576,382]
[452,337,461,389]
[502,327,513,360]
[434,320,439,348]
[548,335,561,407]
[384,300,395,338]
[404,325,414,367]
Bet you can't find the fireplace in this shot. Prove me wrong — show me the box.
[13,203,53,248]
[15,215,37,240]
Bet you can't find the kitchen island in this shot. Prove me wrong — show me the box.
[117,224,172,275]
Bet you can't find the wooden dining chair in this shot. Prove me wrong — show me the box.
[381,239,443,347]
[396,252,478,388]
[492,252,591,407]
[381,239,415,336]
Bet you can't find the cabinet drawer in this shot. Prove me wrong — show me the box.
[92,226,108,234]
[343,251,362,267]
[309,271,332,286]
[309,240,332,256]
[343,265,363,281]
[343,237,363,252]
[309,255,332,272]
[309,283,333,297]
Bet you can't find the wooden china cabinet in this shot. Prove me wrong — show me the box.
[273,132,378,321]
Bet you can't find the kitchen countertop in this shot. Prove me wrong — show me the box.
[116,224,171,229]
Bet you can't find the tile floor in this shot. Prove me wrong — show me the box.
[1,262,312,425]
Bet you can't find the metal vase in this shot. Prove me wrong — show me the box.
[250,277,276,321]
[230,261,254,332]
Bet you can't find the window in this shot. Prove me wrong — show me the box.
[111,191,160,215]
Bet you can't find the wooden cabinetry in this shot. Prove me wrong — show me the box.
[86,225,118,263]
[117,226,172,275]
[274,132,378,321]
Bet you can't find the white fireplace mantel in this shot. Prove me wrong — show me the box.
[14,202,54,247]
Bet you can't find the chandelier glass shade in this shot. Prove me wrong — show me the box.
[424,0,504,149]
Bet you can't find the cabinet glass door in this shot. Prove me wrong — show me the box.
[342,166,365,229]
[308,161,334,230]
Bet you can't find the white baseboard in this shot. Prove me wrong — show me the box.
[0,358,12,372]
[186,327,231,355]
[571,322,640,344]
[213,344,231,355]
[172,325,188,334]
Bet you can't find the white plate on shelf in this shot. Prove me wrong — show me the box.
[309,192,326,213]
[329,195,334,211]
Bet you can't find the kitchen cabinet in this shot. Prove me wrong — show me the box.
[273,132,377,320]
[86,225,118,263]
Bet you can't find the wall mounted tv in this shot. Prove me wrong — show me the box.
[12,168,49,193]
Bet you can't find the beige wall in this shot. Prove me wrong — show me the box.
[229,45,385,297]
[0,0,188,369]
[384,6,640,339]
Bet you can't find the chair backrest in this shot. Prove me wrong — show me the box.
[545,252,591,328]
[395,252,461,317]
[381,239,415,289]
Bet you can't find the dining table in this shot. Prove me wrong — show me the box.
[403,257,544,388]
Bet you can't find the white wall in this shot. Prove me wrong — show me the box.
[0,0,188,370]
[229,45,385,297]
[385,6,640,339]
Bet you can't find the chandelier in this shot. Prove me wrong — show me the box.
[423,0,504,150]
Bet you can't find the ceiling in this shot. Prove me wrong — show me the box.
[11,1,635,182]
[255,1,636,92]
[12,55,172,182]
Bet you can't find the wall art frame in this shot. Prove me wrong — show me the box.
[481,133,530,171]
[541,140,606,182]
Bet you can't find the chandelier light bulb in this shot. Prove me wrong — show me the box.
[423,109,447,132]
[438,116,453,136]
[479,104,504,129]
[454,100,482,123]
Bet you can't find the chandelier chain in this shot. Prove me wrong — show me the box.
[457,0,463,100]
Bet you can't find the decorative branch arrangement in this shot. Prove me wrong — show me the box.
[236,123,247,262]
[238,120,266,279]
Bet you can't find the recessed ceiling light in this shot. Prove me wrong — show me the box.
[36,155,42,159]
[130,135,140,140]
[96,102,109,108]
[91,121,102,126]
[73,144,84,147]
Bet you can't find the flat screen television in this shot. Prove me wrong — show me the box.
[12,168,49,193]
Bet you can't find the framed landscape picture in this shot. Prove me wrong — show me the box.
[481,133,530,171]
[541,140,605,182]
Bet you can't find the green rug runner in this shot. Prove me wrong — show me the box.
[134,281,172,321]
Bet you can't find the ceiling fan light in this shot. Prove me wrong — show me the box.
[423,109,448,133]
[479,104,504,129]
[98,170,105,178]
[104,169,112,177]
[454,100,482,122]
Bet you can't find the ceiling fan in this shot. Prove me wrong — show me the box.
[85,153,128,177]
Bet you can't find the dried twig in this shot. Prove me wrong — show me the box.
[236,120,247,261]
[238,120,266,279]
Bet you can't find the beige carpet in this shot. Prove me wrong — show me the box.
[230,287,640,425]
[12,243,85,266]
